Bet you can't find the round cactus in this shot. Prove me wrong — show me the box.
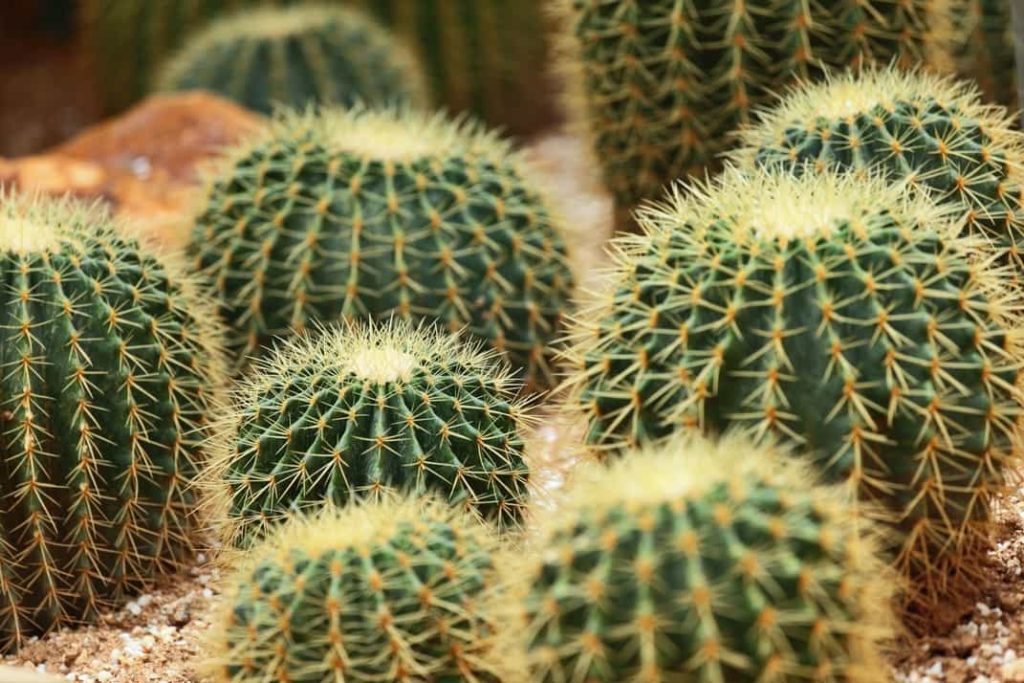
[734,67,1024,283]
[564,169,1024,608]
[156,4,428,116]
[517,434,893,682]
[0,194,225,652]
[210,322,532,547]
[553,0,955,228]
[190,107,575,389]
[206,498,516,682]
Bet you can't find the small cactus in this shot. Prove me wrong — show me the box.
[564,169,1024,609]
[156,4,428,116]
[190,107,575,390]
[210,321,532,547]
[206,498,517,682]
[0,194,225,652]
[734,67,1024,283]
[553,0,955,228]
[517,434,894,682]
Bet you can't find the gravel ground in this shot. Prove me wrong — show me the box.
[3,134,1024,683]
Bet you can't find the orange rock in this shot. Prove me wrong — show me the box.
[0,91,263,249]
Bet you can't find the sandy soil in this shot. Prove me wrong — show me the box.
[3,134,1023,683]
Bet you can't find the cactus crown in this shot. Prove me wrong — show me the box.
[209,321,533,547]
[193,106,575,389]
[518,433,894,682]
[157,4,428,115]
[0,193,225,652]
[733,67,1024,281]
[207,497,519,682]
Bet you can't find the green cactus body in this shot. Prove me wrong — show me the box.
[207,499,515,682]
[735,68,1024,283]
[156,5,428,116]
[348,0,553,135]
[84,0,292,113]
[212,323,532,547]
[190,108,575,390]
[955,0,1018,108]
[565,170,1023,608]
[518,434,893,682]
[0,195,224,652]
[554,0,954,228]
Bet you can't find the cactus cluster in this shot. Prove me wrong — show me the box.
[553,0,955,226]
[0,194,224,652]
[190,107,574,389]
[207,498,514,682]
[565,169,1024,606]
[518,434,893,682]
[210,322,532,547]
[735,68,1024,283]
[157,4,428,116]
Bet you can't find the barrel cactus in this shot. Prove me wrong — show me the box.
[206,498,517,682]
[0,194,224,652]
[553,0,955,228]
[734,67,1024,283]
[210,322,531,547]
[518,433,893,682]
[565,169,1024,608]
[190,107,575,390]
[156,4,428,115]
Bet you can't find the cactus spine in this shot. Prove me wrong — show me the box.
[156,4,428,116]
[210,322,532,547]
[0,194,225,652]
[517,434,893,682]
[206,498,517,682]
[564,169,1024,610]
[553,0,955,228]
[190,107,575,390]
[734,68,1024,283]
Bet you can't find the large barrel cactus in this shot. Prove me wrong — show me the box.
[734,67,1024,284]
[211,322,532,547]
[553,0,955,228]
[206,498,517,682]
[564,169,1024,610]
[157,4,428,115]
[0,194,224,652]
[190,107,575,390]
[517,434,893,681]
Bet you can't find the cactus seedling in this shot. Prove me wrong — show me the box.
[0,194,224,652]
[157,4,428,116]
[210,321,532,547]
[206,498,517,682]
[565,169,1024,610]
[553,0,955,229]
[190,107,575,390]
[734,67,1024,282]
[518,434,894,682]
